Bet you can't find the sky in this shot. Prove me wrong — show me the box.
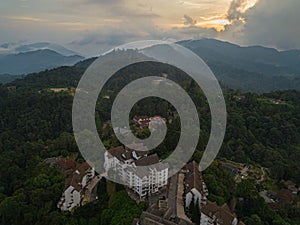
[0,0,299,56]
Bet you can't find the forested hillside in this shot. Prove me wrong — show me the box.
[0,53,299,224]
[179,39,300,92]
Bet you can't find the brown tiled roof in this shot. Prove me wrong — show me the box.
[108,146,167,178]
[108,145,148,162]
[55,158,77,171]
[267,189,295,209]
[201,201,219,216]
[268,202,281,211]
[77,162,91,175]
[183,161,203,194]
[107,146,126,159]
[107,146,132,162]
[217,206,236,225]
[134,154,160,166]
[221,203,231,212]
[65,162,92,192]
[201,201,237,225]
[137,206,193,225]
[276,189,295,205]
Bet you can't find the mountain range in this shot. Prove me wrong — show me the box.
[1,39,300,92]
[0,42,84,77]
[0,42,80,56]
[177,39,300,92]
[178,39,300,76]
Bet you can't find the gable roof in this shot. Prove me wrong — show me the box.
[134,154,160,166]
[126,154,168,178]
[135,205,193,225]
[201,201,219,216]
[107,145,148,162]
[55,158,77,171]
[201,201,237,225]
[183,161,203,194]
[65,162,92,192]
[276,189,296,205]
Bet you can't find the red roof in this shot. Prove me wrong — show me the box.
[65,162,92,191]
[55,158,77,171]
[276,189,295,205]
[183,161,203,194]
[201,201,237,225]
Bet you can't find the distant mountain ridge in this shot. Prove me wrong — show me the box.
[178,39,300,75]
[177,39,300,92]
[2,38,300,92]
[0,42,81,56]
[0,49,84,75]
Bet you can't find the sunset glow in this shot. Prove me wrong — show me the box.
[3,0,298,56]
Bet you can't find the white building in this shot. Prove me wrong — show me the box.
[58,186,81,211]
[128,155,168,197]
[180,161,242,225]
[104,145,168,198]
[57,162,95,212]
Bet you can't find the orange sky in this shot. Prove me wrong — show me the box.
[0,0,258,33]
[0,0,262,55]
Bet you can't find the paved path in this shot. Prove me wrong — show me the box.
[258,167,266,183]
[177,173,192,222]
[167,174,178,217]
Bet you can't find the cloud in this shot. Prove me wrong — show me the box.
[222,0,300,49]
[6,16,45,22]
[1,0,299,55]
[227,0,258,21]
[227,0,249,21]
[164,26,218,42]
[75,0,123,6]
[183,15,197,26]
[68,24,158,56]
[71,29,138,46]
[87,0,122,3]
[68,20,219,56]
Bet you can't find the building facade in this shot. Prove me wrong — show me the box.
[57,161,95,211]
[104,145,168,198]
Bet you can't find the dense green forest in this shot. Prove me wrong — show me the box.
[0,54,300,224]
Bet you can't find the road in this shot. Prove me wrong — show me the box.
[258,167,267,183]
[167,174,178,217]
[177,173,191,222]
